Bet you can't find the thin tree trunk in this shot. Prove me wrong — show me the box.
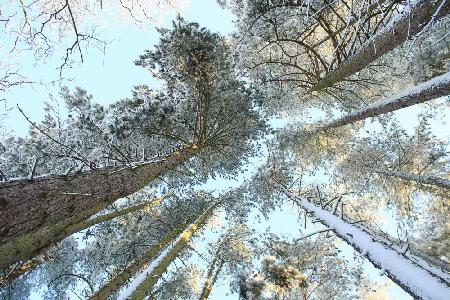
[0,195,170,276]
[199,256,224,300]
[89,221,189,300]
[316,72,450,132]
[308,0,450,92]
[117,202,218,300]
[375,169,450,190]
[0,258,41,286]
[0,145,200,245]
[275,182,450,300]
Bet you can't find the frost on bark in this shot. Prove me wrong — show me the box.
[0,146,199,245]
[118,202,218,300]
[308,0,450,92]
[275,183,450,300]
[0,195,170,276]
[316,72,450,132]
[375,169,450,190]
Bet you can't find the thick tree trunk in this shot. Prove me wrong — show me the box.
[376,169,450,190]
[0,145,199,245]
[276,183,450,300]
[89,221,189,300]
[308,0,450,92]
[316,72,450,132]
[0,195,170,275]
[199,256,224,300]
[117,202,218,300]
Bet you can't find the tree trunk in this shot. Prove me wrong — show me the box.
[117,202,218,300]
[199,256,224,300]
[0,145,200,245]
[308,0,389,52]
[276,183,450,300]
[376,169,450,190]
[0,195,170,277]
[89,221,189,300]
[316,72,450,132]
[308,0,450,92]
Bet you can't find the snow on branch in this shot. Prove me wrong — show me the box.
[274,181,450,300]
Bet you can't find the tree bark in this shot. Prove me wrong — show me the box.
[376,169,450,190]
[276,182,450,300]
[199,256,224,300]
[316,72,450,132]
[89,221,189,300]
[118,202,218,300]
[0,195,170,276]
[0,145,200,245]
[308,0,450,92]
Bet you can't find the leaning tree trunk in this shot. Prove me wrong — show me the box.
[375,169,450,190]
[117,202,218,300]
[89,220,190,300]
[307,0,389,53]
[199,255,225,300]
[0,145,200,245]
[0,195,171,279]
[308,0,450,93]
[275,182,450,300]
[315,72,450,132]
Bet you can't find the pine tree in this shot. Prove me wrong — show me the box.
[308,0,450,92]
[0,194,171,280]
[116,201,219,300]
[0,18,264,245]
[274,181,450,300]
[315,72,450,133]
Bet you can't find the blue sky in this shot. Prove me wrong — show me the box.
[2,0,446,299]
[1,0,235,137]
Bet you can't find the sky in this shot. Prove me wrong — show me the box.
[0,0,235,137]
[1,0,447,299]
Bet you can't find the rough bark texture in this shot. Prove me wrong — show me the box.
[308,0,450,92]
[276,183,450,300]
[376,169,450,190]
[128,202,218,300]
[317,72,450,131]
[90,222,188,300]
[199,257,224,300]
[0,146,199,245]
[0,195,170,273]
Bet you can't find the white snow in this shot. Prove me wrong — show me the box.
[108,158,167,175]
[60,192,93,196]
[362,0,419,47]
[321,71,450,129]
[278,184,450,300]
[116,221,194,300]
[355,71,450,112]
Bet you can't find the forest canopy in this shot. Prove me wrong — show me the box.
[0,1,449,300]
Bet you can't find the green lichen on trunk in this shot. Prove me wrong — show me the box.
[0,195,170,276]
[0,146,199,245]
[90,221,188,300]
[129,202,218,300]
